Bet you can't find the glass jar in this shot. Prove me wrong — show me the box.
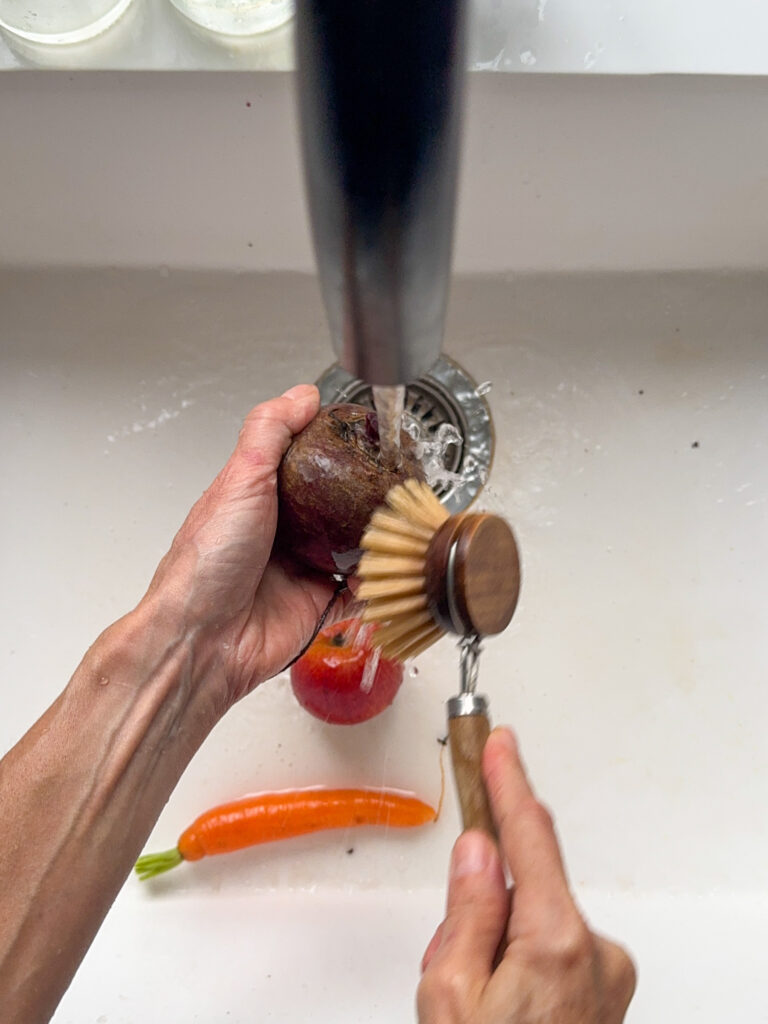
[167,0,293,36]
[0,0,134,43]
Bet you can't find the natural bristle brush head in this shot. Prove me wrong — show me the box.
[358,480,521,660]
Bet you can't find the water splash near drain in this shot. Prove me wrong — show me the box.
[360,646,381,694]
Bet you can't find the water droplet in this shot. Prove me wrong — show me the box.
[520,50,537,66]
[98,676,110,687]
[408,665,419,678]
[475,380,493,397]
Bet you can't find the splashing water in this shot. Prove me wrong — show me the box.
[374,377,493,504]
[403,416,465,490]
[347,619,371,650]
[360,645,381,694]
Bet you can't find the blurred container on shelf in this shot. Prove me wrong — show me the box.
[0,0,134,43]
[167,0,293,36]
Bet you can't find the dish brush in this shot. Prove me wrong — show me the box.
[358,478,521,834]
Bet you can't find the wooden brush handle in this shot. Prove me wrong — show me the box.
[448,711,497,836]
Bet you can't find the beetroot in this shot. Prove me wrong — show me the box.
[277,403,424,574]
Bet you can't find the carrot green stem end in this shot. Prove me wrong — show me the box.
[135,847,183,880]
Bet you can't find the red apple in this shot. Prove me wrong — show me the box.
[290,618,405,725]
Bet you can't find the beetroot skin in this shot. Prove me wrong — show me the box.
[277,403,424,574]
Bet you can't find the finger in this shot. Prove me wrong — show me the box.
[325,585,357,625]
[173,386,319,573]
[205,385,319,515]
[270,556,352,627]
[424,830,508,989]
[235,384,320,471]
[241,561,340,684]
[482,727,572,928]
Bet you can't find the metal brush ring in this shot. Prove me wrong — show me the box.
[445,537,464,634]
[447,634,486,718]
[447,692,488,718]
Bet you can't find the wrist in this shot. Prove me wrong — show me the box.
[78,594,227,747]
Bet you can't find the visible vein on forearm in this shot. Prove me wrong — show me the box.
[0,616,215,1023]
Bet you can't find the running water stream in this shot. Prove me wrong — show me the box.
[372,384,406,469]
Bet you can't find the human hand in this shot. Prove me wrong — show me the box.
[141,384,347,711]
[418,728,636,1023]
[0,385,351,1023]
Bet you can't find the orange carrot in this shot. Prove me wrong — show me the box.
[135,787,436,880]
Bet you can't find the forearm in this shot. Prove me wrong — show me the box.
[0,386,328,1022]
[0,598,223,1024]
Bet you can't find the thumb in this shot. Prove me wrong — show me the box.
[235,384,320,474]
[421,831,508,1001]
[206,384,319,515]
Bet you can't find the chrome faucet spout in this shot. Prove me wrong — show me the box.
[295,0,468,386]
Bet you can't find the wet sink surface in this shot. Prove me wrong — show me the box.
[1,267,767,1022]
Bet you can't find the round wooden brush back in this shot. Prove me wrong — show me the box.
[425,513,521,637]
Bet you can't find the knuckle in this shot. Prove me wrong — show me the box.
[523,796,555,833]
[610,943,638,999]
[556,917,593,966]
[494,794,553,841]
[417,961,474,1021]
[244,399,274,422]
[530,915,592,970]
[241,401,284,437]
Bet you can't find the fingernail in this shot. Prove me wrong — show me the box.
[450,831,492,880]
[281,384,314,401]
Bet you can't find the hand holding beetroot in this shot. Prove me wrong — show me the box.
[277,403,424,574]
[144,384,351,709]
